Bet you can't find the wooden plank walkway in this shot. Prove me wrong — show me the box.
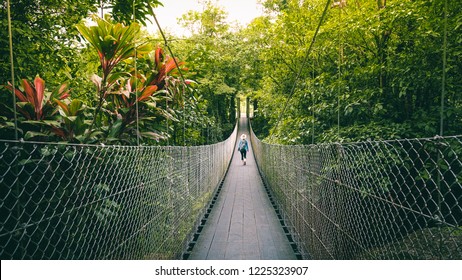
[188,118,296,260]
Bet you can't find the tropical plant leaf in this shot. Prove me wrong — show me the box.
[54,99,70,116]
[20,79,37,110]
[69,99,84,116]
[53,83,71,100]
[108,119,123,138]
[140,131,164,141]
[5,82,27,102]
[138,85,158,101]
[24,130,49,140]
[33,76,45,118]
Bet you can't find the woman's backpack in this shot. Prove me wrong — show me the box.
[238,139,247,151]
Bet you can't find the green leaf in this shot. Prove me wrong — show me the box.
[69,99,84,115]
[108,119,123,138]
[140,131,163,141]
[24,131,49,140]
[64,116,78,122]
[41,120,61,126]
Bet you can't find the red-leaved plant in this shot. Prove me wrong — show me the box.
[5,76,69,120]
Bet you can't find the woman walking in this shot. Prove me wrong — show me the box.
[238,134,249,165]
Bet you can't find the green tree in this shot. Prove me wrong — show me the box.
[0,0,97,86]
[249,0,462,144]
[175,1,238,142]
[109,0,163,26]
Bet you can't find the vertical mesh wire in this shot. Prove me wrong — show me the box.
[0,125,236,259]
[251,129,462,260]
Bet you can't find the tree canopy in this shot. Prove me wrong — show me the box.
[2,0,461,145]
[246,0,462,144]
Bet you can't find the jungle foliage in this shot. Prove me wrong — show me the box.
[2,0,461,145]
[245,0,462,144]
[0,0,236,145]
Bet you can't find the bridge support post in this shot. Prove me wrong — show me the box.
[236,97,241,119]
[246,97,250,118]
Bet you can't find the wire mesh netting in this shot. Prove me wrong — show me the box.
[251,129,462,260]
[0,126,236,260]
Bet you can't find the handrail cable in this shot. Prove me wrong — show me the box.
[271,0,332,140]
[337,4,343,138]
[440,0,448,137]
[151,12,188,86]
[7,0,18,141]
[133,0,140,146]
[150,9,193,145]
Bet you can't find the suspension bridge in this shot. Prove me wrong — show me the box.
[1,115,461,260]
[2,0,461,262]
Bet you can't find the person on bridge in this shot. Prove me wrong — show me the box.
[238,134,249,165]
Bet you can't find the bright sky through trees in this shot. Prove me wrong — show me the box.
[150,0,263,36]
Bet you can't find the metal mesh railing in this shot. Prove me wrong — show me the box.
[0,125,237,259]
[251,129,462,260]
